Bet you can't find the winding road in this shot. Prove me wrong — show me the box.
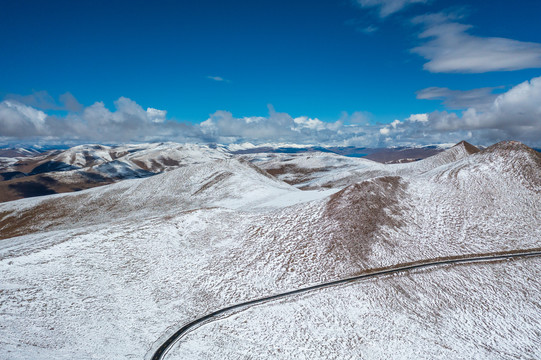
[150,249,541,360]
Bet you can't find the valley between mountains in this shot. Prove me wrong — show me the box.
[0,140,540,359]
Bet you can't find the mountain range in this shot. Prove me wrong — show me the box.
[0,140,539,359]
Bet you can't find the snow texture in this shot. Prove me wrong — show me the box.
[0,140,539,359]
[170,258,541,359]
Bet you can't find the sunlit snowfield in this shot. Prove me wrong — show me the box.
[0,141,540,359]
[171,258,541,360]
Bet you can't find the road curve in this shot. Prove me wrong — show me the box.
[150,249,541,360]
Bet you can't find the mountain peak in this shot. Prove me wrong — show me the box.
[453,141,480,155]
[485,140,536,153]
[481,141,541,164]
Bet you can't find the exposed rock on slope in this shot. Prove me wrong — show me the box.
[323,176,406,265]
[229,140,540,279]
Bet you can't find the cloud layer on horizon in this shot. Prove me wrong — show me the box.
[1,76,541,148]
[0,97,194,144]
[380,76,541,146]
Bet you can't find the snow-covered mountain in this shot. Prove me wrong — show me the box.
[0,147,41,158]
[0,142,232,203]
[0,140,539,359]
[243,140,479,190]
[2,142,234,176]
[0,141,459,203]
[225,142,451,163]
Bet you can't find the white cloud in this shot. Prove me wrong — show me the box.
[0,101,47,137]
[2,78,540,148]
[146,107,167,123]
[417,86,500,110]
[207,76,229,82]
[356,0,427,18]
[293,116,328,131]
[0,97,191,144]
[242,116,266,124]
[380,119,402,135]
[381,76,541,146]
[199,106,347,144]
[412,14,541,73]
[360,25,378,34]
[407,113,428,122]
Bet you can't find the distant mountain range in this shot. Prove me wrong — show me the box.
[227,143,452,163]
[0,142,467,203]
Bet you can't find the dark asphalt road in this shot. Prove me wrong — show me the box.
[151,249,541,360]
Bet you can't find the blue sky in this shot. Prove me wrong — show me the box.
[1,0,541,147]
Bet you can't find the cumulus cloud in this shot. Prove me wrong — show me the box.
[381,76,541,146]
[2,78,540,147]
[0,97,191,144]
[356,0,428,18]
[146,108,167,123]
[293,116,329,131]
[0,100,47,137]
[200,105,349,144]
[412,14,541,73]
[417,86,501,110]
[406,113,428,122]
[379,119,402,135]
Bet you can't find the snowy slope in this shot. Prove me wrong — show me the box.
[0,156,336,243]
[242,151,384,189]
[0,140,539,360]
[245,141,478,190]
[24,142,231,178]
[0,143,233,203]
[0,148,42,167]
[169,257,541,360]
